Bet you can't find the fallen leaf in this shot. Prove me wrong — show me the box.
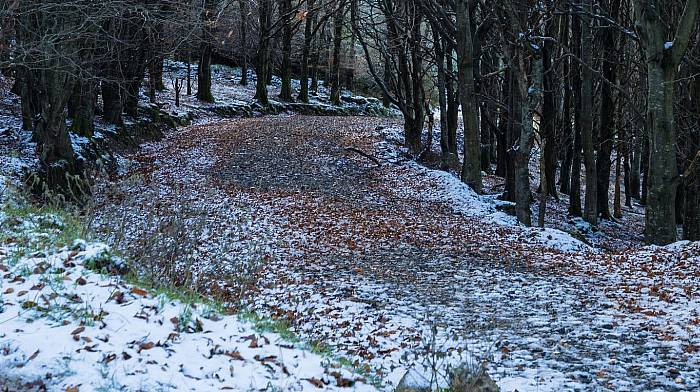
[130,287,148,297]
[225,351,244,360]
[304,377,325,388]
[71,326,85,335]
[21,301,37,309]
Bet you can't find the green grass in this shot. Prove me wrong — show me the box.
[238,309,384,388]
[238,310,300,342]
[1,201,88,258]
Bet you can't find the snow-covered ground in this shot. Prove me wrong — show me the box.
[1,68,699,392]
[0,200,375,391]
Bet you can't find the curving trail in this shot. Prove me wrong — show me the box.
[94,115,700,392]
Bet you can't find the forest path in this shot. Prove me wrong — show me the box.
[94,115,700,392]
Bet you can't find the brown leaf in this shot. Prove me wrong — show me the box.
[75,277,87,286]
[139,341,155,351]
[130,287,148,297]
[225,351,244,360]
[330,371,354,387]
[242,334,259,348]
[21,301,37,309]
[304,377,325,388]
[110,291,125,304]
[66,386,79,392]
[27,350,40,361]
[71,326,85,335]
[684,344,699,353]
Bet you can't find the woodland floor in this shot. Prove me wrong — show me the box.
[90,115,700,391]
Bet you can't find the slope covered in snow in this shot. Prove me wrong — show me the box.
[0,202,375,391]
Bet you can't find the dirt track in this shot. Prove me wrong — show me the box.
[93,115,700,391]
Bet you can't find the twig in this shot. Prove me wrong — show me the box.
[344,147,381,166]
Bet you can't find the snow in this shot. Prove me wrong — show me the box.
[376,126,590,254]
[0,203,375,391]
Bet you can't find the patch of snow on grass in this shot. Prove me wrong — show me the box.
[0,203,375,391]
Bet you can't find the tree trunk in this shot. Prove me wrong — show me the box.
[595,0,620,220]
[68,79,96,137]
[455,0,482,192]
[634,0,698,244]
[151,56,165,91]
[278,0,293,101]
[187,53,192,95]
[629,139,641,201]
[684,67,700,240]
[310,25,321,94]
[33,71,87,200]
[446,50,459,157]
[348,0,358,92]
[255,0,272,104]
[197,0,216,103]
[298,0,316,102]
[541,12,558,199]
[504,64,518,203]
[239,0,249,86]
[685,152,700,240]
[329,2,344,106]
[580,2,597,225]
[614,141,623,219]
[102,80,123,126]
[644,63,680,244]
[431,21,451,169]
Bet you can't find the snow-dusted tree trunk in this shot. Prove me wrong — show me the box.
[503,0,544,226]
[634,0,699,244]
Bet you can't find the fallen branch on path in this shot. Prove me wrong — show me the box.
[344,147,382,167]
